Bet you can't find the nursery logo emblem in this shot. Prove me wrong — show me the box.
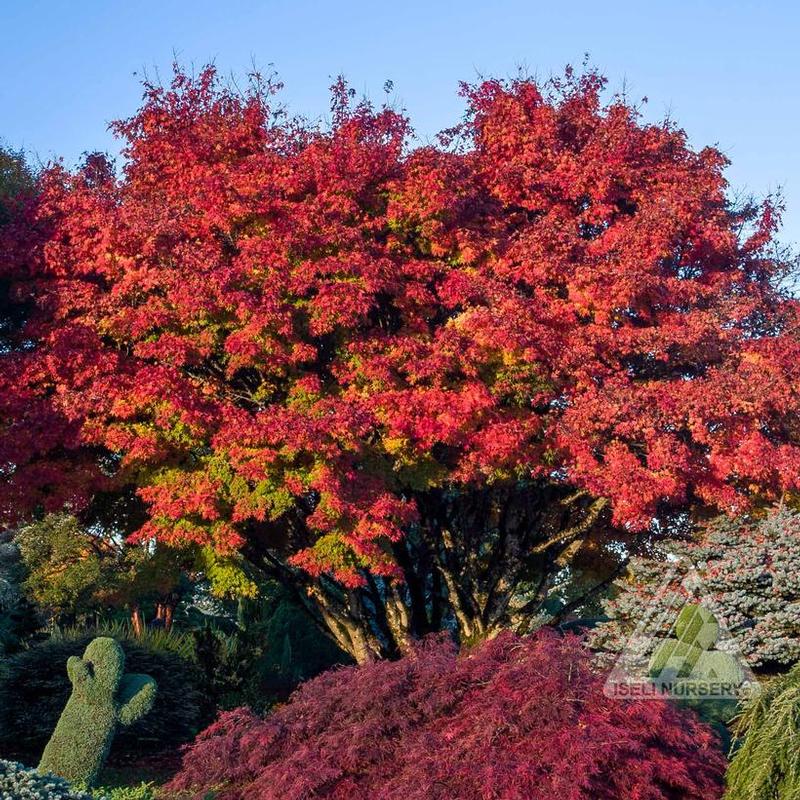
[603,560,760,702]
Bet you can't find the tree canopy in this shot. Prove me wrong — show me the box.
[1,66,798,660]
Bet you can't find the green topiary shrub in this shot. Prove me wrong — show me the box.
[0,759,97,800]
[0,631,207,765]
[38,638,156,787]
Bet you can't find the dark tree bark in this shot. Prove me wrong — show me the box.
[245,481,622,663]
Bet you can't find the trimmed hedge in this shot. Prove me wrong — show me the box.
[0,633,207,764]
[39,638,157,787]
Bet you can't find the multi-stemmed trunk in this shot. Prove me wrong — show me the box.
[249,481,623,664]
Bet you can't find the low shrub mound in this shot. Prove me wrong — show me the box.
[0,632,206,764]
[167,630,727,800]
[0,759,94,800]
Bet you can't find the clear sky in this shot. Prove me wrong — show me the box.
[2,0,798,246]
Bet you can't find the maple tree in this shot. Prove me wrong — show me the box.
[1,66,799,661]
[1,144,36,353]
[166,629,727,800]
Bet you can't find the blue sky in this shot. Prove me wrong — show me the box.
[2,0,798,246]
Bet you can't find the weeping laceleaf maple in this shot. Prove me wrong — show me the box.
[167,630,727,800]
[2,66,799,661]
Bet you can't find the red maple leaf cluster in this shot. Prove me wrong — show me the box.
[1,66,798,584]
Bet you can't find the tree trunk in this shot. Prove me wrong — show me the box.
[130,604,143,637]
[249,482,619,664]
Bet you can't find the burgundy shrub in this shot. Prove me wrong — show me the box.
[166,629,726,800]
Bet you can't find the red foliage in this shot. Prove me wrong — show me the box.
[2,65,799,582]
[166,629,726,800]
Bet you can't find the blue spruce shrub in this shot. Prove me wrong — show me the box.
[0,759,98,799]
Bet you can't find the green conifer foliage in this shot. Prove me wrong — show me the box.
[725,662,800,800]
